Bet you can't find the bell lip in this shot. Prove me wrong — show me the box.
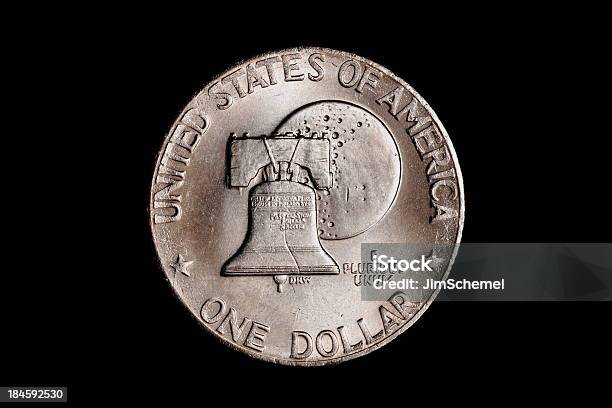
[222,265,339,276]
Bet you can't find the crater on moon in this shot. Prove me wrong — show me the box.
[274,101,401,240]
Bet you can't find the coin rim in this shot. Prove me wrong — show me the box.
[149,47,465,366]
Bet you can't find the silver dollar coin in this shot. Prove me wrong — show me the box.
[150,47,464,365]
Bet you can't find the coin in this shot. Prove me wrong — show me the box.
[150,47,464,365]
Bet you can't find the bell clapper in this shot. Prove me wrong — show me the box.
[274,275,288,292]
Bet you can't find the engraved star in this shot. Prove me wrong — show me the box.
[170,254,193,277]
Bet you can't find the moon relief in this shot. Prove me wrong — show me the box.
[274,101,401,240]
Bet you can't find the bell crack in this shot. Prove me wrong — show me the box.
[274,227,300,293]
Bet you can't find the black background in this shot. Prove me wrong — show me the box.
[2,9,610,404]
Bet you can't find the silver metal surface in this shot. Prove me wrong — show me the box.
[150,47,464,365]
